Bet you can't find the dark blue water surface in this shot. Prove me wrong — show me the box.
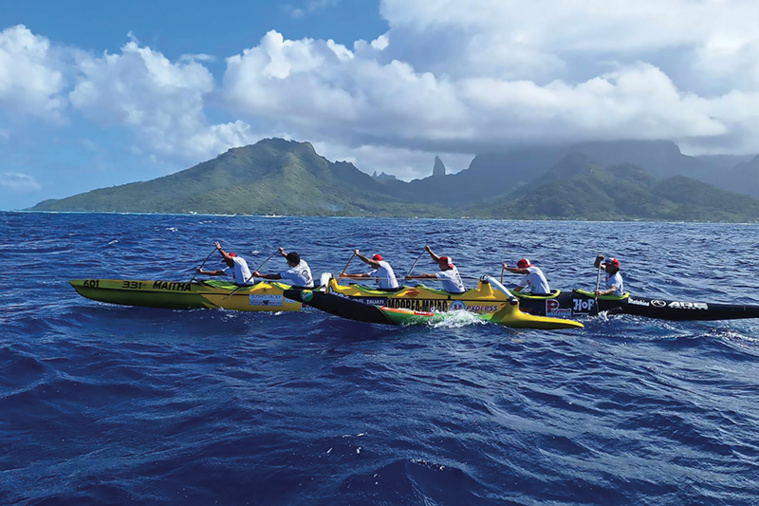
[2,212,759,505]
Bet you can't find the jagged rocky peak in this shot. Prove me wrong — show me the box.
[373,171,399,182]
[433,155,446,177]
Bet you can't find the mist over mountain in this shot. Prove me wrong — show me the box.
[719,156,759,197]
[467,153,759,221]
[31,138,759,222]
[453,140,752,196]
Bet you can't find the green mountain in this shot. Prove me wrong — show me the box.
[32,139,451,217]
[31,138,759,221]
[420,140,753,200]
[468,153,759,221]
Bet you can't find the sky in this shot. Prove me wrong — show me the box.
[3,0,759,210]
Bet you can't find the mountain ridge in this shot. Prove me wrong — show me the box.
[31,138,759,222]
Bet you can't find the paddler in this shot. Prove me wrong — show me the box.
[501,258,551,295]
[405,245,466,294]
[594,255,624,296]
[340,249,399,290]
[196,241,254,286]
[253,247,314,288]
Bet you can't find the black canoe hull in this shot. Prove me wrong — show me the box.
[516,290,759,321]
[284,289,394,324]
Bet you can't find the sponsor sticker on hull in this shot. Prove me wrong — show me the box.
[249,294,284,306]
[384,298,449,312]
[546,299,572,317]
[650,299,707,310]
[572,298,596,314]
[354,297,388,305]
[668,301,708,310]
[467,304,499,313]
[378,298,498,314]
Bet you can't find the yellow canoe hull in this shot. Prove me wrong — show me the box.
[329,278,583,329]
[483,301,584,329]
[70,277,583,329]
[69,279,302,312]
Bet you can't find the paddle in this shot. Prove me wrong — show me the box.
[500,264,506,285]
[223,249,278,300]
[338,252,357,282]
[254,250,279,274]
[595,264,603,294]
[593,254,604,316]
[188,245,220,283]
[405,249,425,278]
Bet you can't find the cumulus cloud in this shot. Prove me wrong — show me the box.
[0,26,254,169]
[0,172,41,192]
[223,31,469,146]
[379,0,759,88]
[70,36,254,163]
[0,25,67,121]
[220,0,759,161]
[7,1,759,186]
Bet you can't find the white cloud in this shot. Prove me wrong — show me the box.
[223,31,469,144]
[218,0,759,169]
[284,0,339,18]
[0,25,67,121]
[180,53,217,63]
[0,172,41,192]
[8,2,759,186]
[70,37,255,163]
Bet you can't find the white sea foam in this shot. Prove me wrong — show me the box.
[428,310,486,329]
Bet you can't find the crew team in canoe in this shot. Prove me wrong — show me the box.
[195,243,623,297]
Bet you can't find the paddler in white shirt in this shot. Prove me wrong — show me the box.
[405,245,466,294]
[594,255,624,296]
[196,241,254,286]
[501,258,551,295]
[339,249,399,290]
[253,247,314,288]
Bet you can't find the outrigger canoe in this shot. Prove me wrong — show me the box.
[69,279,302,312]
[513,289,759,321]
[70,272,553,316]
[285,276,584,329]
[324,274,523,315]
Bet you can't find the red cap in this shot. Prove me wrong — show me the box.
[372,254,383,261]
[517,258,532,268]
[603,257,620,267]
[438,255,454,267]
[221,252,237,262]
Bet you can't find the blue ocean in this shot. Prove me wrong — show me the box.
[2,212,759,505]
